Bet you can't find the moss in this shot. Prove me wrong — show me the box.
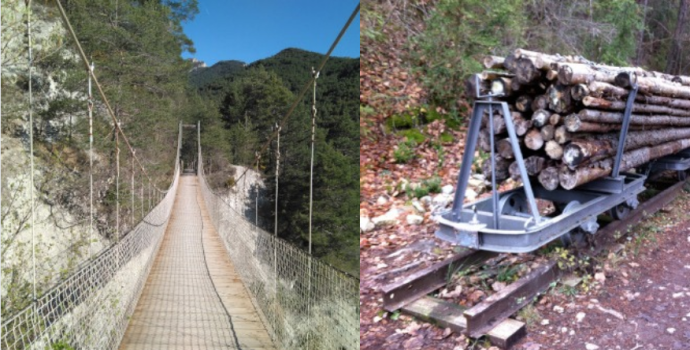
[424,177,442,193]
[386,113,417,130]
[440,132,454,143]
[397,128,426,144]
[393,139,417,164]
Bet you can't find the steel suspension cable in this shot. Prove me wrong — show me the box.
[274,125,281,300]
[306,67,319,350]
[53,0,164,192]
[27,0,37,302]
[88,61,95,257]
[308,67,319,256]
[234,2,360,184]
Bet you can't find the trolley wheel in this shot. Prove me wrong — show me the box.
[609,203,631,220]
[560,229,586,248]
[498,192,529,215]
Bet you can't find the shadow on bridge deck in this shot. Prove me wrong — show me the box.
[119,176,275,350]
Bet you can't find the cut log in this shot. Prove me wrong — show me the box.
[587,81,630,99]
[532,109,550,128]
[538,167,560,190]
[491,77,513,96]
[525,156,547,175]
[481,71,514,81]
[466,74,490,97]
[483,156,512,182]
[674,75,690,86]
[497,138,515,159]
[531,95,549,111]
[554,125,571,144]
[509,156,546,180]
[559,138,690,189]
[558,166,610,190]
[509,161,521,181]
[570,84,590,101]
[577,109,690,127]
[562,127,690,168]
[546,69,559,81]
[635,94,690,110]
[547,84,574,114]
[515,57,542,85]
[557,63,618,85]
[515,95,534,112]
[562,139,613,168]
[615,72,690,99]
[549,113,561,126]
[564,115,624,133]
[540,124,555,142]
[512,112,532,137]
[478,130,492,152]
[544,140,563,160]
[589,81,690,110]
[483,55,505,69]
[582,96,690,117]
[503,54,518,72]
[524,129,544,150]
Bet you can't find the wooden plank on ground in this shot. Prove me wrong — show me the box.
[487,318,526,349]
[402,296,526,349]
[464,260,558,338]
[381,250,497,311]
[401,296,467,333]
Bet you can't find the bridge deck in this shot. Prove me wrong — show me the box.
[119,176,275,350]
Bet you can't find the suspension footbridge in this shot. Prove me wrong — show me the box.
[118,175,274,350]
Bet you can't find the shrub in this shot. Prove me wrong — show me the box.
[393,139,417,163]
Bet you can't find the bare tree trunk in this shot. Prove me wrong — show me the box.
[635,0,649,66]
[666,0,689,74]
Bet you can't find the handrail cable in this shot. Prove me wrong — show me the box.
[88,61,95,257]
[306,67,319,349]
[27,0,37,302]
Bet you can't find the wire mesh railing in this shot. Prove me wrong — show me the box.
[197,142,360,350]
[0,126,182,350]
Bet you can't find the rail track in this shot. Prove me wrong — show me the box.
[380,176,689,349]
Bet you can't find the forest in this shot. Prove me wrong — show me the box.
[189,48,360,276]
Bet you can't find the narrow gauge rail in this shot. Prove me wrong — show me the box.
[382,177,687,348]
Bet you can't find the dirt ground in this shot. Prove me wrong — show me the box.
[513,192,690,350]
[361,189,690,350]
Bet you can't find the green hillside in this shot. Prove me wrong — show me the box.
[189,49,360,276]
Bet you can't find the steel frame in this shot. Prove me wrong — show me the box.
[434,77,667,253]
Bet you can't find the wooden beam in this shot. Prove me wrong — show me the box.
[381,250,496,311]
[464,261,558,338]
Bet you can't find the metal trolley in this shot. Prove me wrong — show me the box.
[435,78,690,253]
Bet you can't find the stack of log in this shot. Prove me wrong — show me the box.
[473,49,690,191]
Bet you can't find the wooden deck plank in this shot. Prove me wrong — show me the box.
[119,176,275,350]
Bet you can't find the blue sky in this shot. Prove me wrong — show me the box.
[181,1,360,66]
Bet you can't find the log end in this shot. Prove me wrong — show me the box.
[558,167,579,190]
[562,144,585,168]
